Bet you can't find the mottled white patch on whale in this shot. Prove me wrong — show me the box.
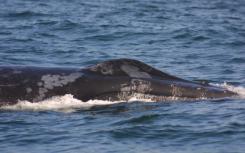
[41,73,82,88]
[34,73,82,101]
[121,64,152,78]
[37,82,43,87]
[171,84,183,96]
[120,79,152,93]
[26,87,32,93]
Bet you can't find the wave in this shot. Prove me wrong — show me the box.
[0,83,244,113]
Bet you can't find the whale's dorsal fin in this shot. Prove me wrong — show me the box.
[85,58,184,81]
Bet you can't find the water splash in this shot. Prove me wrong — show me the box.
[212,82,245,98]
[0,94,184,112]
[0,94,122,113]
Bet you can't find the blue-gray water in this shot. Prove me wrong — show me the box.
[0,0,245,153]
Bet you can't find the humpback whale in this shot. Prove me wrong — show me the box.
[0,59,236,106]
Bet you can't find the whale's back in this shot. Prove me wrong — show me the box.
[85,58,185,81]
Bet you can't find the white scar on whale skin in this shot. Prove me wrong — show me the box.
[120,79,152,93]
[121,64,152,78]
[171,84,183,97]
[34,73,82,101]
[26,87,32,93]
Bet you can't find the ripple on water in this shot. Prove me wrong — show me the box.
[0,0,245,152]
[4,11,49,18]
[229,57,245,64]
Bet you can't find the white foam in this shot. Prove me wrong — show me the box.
[0,94,177,113]
[0,94,122,113]
[211,82,245,98]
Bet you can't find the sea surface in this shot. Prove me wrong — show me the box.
[0,0,245,153]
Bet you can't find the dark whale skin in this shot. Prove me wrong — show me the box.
[0,59,236,106]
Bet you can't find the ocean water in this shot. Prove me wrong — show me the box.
[0,0,245,152]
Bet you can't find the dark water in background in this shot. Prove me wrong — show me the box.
[0,0,245,152]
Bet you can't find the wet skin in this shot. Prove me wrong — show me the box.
[0,59,236,106]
